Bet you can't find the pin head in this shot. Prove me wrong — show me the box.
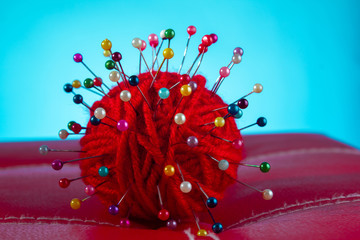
[158,88,170,99]
[198,44,208,53]
[187,25,197,36]
[148,34,159,48]
[94,107,106,119]
[164,29,175,39]
[101,39,112,50]
[103,50,111,57]
[253,83,263,93]
[72,80,81,88]
[227,103,240,115]
[187,136,199,147]
[71,123,82,134]
[166,219,177,230]
[158,209,170,221]
[210,33,218,43]
[109,71,120,82]
[120,218,131,227]
[234,110,243,119]
[257,117,267,127]
[109,205,119,215]
[59,178,70,188]
[85,185,95,195]
[105,60,115,70]
[189,81,198,91]
[111,52,122,62]
[39,145,49,155]
[83,78,94,88]
[232,138,243,149]
[174,113,186,125]
[120,90,131,102]
[163,48,174,59]
[218,159,229,171]
[160,29,166,39]
[234,47,244,56]
[180,181,192,193]
[237,99,248,109]
[93,77,103,87]
[90,116,101,126]
[63,83,73,93]
[59,129,69,140]
[128,75,139,86]
[202,35,212,47]
[212,223,223,234]
[180,84,192,97]
[117,120,129,131]
[232,54,242,64]
[197,229,208,237]
[180,74,190,83]
[214,117,225,127]
[262,189,273,200]
[73,53,83,63]
[164,165,175,176]
[219,67,230,78]
[132,38,142,49]
[52,159,63,170]
[98,166,109,177]
[260,162,271,173]
[70,198,81,210]
[141,40,147,51]
[206,197,218,208]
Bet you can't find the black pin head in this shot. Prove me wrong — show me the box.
[90,116,101,126]
[128,75,139,86]
[73,94,83,104]
[257,117,267,127]
[63,83,73,93]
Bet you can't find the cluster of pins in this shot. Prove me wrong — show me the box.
[40,26,273,236]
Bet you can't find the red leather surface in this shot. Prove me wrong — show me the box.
[1,133,360,239]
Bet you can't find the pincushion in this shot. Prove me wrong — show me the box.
[79,71,242,221]
[42,27,272,235]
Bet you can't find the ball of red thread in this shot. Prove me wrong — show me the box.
[79,71,243,221]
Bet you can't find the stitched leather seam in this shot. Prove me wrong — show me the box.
[245,147,360,162]
[225,193,360,230]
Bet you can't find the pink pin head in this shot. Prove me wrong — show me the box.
[187,25,197,36]
[93,77,103,87]
[85,185,96,196]
[198,44,208,53]
[141,40,147,51]
[219,67,230,77]
[73,53,83,63]
[210,33,218,43]
[120,218,130,227]
[234,47,244,56]
[148,34,159,48]
[117,120,129,131]
[202,35,212,47]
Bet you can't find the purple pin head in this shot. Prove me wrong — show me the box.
[73,53,83,63]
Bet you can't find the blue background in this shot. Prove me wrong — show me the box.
[0,0,359,148]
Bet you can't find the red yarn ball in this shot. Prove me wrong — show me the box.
[80,71,243,221]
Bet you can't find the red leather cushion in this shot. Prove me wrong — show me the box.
[1,133,360,239]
